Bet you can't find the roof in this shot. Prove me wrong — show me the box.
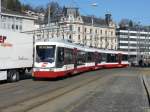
[118,26,150,32]
[63,7,80,18]
[81,16,108,27]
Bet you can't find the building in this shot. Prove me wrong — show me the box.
[0,8,37,32]
[58,7,117,50]
[117,28,150,63]
[35,7,117,50]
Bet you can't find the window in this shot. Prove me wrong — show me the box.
[7,24,10,29]
[106,53,117,62]
[100,30,103,35]
[90,29,92,33]
[78,27,80,32]
[16,25,18,30]
[69,25,72,31]
[36,45,55,63]
[3,23,6,29]
[101,53,107,62]
[86,52,94,62]
[85,28,87,32]
[78,35,80,40]
[105,30,107,35]
[111,31,113,36]
[19,25,22,31]
[122,54,128,61]
[90,36,92,40]
[12,24,14,30]
[69,35,72,39]
[85,35,87,40]
[64,48,74,64]
[100,37,102,42]
[77,51,86,65]
[95,53,101,63]
[95,30,97,34]
[57,47,64,67]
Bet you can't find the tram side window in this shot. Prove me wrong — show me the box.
[86,52,94,62]
[107,54,117,62]
[64,48,74,64]
[97,53,101,63]
[57,47,64,67]
[122,54,128,61]
[101,53,107,62]
[77,51,86,65]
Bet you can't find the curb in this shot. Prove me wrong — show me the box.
[142,75,150,109]
[142,75,150,97]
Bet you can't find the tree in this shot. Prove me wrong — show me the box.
[44,1,62,24]
[119,19,130,29]
[129,20,133,27]
[22,4,33,12]
[2,0,22,12]
[2,0,7,8]
[34,6,45,13]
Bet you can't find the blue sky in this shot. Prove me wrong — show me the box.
[20,0,150,25]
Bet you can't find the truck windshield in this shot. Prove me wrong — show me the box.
[36,45,55,63]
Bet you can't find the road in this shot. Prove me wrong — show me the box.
[0,68,149,112]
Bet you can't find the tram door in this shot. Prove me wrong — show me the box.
[95,52,98,66]
[73,48,77,69]
[118,53,122,64]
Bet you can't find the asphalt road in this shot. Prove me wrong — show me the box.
[0,68,149,112]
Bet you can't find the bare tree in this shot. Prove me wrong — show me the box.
[44,1,62,24]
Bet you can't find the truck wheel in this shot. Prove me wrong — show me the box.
[7,70,19,82]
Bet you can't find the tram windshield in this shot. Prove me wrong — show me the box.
[36,45,55,63]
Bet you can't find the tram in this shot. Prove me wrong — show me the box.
[33,38,129,79]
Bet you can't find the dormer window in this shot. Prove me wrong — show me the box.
[78,17,80,21]
[69,15,74,22]
[69,25,73,31]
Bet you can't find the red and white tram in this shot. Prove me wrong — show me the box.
[33,39,129,79]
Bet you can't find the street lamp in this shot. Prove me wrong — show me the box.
[136,21,141,65]
[90,3,98,48]
[125,24,130,61]
[90,3,98,26]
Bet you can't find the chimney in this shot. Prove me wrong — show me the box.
[105,14,112,25]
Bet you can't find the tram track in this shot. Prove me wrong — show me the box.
[0,70,113,112]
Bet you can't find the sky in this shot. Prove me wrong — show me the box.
[20,0,150,25]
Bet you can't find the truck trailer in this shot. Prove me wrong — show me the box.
[0,29,33,82]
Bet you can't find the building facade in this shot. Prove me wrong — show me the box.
[0,9,37,32]
[58,7,117,50]
[117,28,150,61]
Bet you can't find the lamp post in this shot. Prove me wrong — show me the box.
[90,3,98,48]
[136,22,141,65]
[127,25,130,61]
[48,3,51,27]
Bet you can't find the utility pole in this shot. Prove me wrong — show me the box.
[127,26,130,61]
[48,4,51,26]
[91,3,98,48]
[136,22,141,65]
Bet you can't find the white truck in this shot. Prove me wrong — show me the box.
[0,29,33,82]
